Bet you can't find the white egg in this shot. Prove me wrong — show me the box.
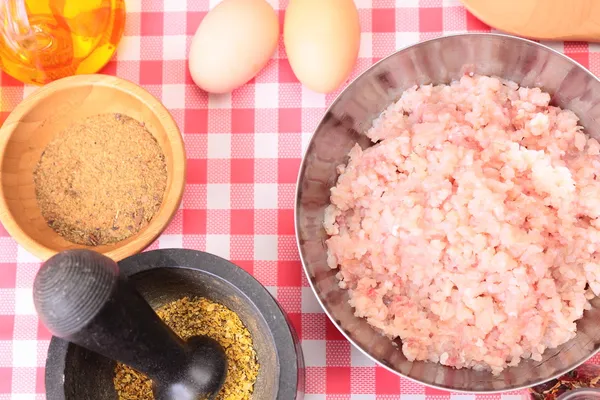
[188,0,279,94]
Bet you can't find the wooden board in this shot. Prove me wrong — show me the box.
[460,0,600,42]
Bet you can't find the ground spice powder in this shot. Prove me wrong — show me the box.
[33,113,167,246]
[113,297,260,400]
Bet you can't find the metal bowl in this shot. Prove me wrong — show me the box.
[295,33,600,392]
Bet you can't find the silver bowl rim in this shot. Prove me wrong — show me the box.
[294,32,600,393]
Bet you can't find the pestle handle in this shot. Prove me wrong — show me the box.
[33,249,227,400]
[33,249,188,381]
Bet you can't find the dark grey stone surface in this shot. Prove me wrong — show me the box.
[44,249,305,400]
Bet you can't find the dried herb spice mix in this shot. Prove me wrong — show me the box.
[114,297,260,400]
[34,113,167,246]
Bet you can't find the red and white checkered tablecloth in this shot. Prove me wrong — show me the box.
[2,0,600,399]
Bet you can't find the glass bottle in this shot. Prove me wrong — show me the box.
[0,0,126,85]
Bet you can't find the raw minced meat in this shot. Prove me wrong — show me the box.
[324,74,600,374]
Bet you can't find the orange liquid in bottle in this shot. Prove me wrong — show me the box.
[0,0,126,85]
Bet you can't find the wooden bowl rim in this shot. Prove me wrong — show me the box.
[0,74,186,262]
[459,0,600,42]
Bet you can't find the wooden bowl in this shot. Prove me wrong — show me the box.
[0,74,186,261]
[459,0,600,42]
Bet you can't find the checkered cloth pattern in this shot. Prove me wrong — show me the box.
[1,0,600,398]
